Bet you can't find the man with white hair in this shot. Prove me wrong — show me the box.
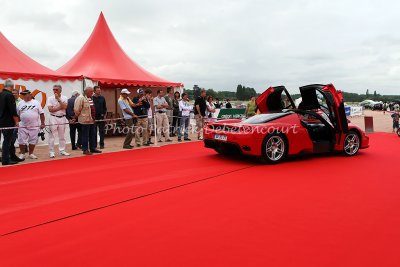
[74,87,102,155]
[0,79,21,165]
[17,90,45,159]
[47,84,70,158]
[67,90,82,150]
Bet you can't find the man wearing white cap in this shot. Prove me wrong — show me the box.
[17,89,45,159]
[47,84,70,158]
[118,89,137,149]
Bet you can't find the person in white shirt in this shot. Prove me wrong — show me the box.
[178,93,193,141]
[17,90,45,159]
[153,89,172,142]
[206,96,216,119]
[47,84,70,158]
[145,89,154,145]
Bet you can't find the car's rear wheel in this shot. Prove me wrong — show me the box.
[343,130,360,156]
[260,133,288,164]
[397,128,400,137]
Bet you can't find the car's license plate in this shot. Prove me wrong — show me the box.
[214,134,227,141]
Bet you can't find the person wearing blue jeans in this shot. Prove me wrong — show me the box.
[74,87,102,155]
[81,124,97,153]
[178,93,193,142]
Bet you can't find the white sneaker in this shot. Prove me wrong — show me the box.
[29,154,38,159]
[49,152,55,158]
[60,151,70,156]
[18,153,25,160]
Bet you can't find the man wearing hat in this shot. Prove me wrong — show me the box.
[16,89,45,160]
[132,88,151,146]
[118,88,137,149]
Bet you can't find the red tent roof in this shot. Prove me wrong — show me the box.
[58,13,183,87]
[0,32,77,81]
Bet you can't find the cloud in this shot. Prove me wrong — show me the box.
[0,0,399,94]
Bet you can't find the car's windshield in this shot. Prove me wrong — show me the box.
[241,113,289,124]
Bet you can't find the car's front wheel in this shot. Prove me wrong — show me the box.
[261,133,288,164]
[343,130,360,156]
[397,128,400,137]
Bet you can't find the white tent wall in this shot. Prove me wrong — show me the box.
[0,78,84,146]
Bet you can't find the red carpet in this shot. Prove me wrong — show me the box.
[1,133,400,266]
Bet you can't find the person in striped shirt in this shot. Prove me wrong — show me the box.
[74,87,102,155]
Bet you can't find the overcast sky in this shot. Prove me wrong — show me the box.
[1,0,400,94]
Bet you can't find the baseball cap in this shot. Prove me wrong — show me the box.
[121,88,131,94]
[137,88,144,94]
[20,89,32,95]
[71,90,80,96]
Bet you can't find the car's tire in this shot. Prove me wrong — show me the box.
[397,128,400,137]
[343,130,360,156]
[260,133,288,164]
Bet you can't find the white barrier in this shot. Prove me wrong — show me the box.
[350,106,363,116]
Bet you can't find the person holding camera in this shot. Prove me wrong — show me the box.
[16,90,45,160]
[132,88,150,147]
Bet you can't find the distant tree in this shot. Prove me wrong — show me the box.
[193,85,201,99]
[236,84,257,100]
[206,89,217,98]
[236,84,244,100]
[183,88,194,100]
[373,90,377,99]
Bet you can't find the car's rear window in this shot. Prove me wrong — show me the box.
[241,113,290,124]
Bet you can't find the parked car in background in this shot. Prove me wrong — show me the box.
[359,100,383,110]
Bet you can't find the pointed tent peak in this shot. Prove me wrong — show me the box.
[0,32,76,81]
[58,12,182,87]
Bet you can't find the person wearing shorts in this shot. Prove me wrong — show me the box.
[17,90,45,159]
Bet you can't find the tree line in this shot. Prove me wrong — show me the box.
[183,85,399,103]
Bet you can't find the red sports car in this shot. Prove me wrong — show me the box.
[204,84,369,163]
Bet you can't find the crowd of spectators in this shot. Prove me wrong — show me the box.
[1,80,259,165]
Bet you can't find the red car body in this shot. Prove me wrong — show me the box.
[204,84,369,163]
